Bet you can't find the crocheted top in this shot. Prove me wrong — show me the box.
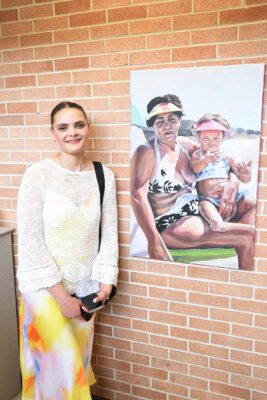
[17,158,119,295]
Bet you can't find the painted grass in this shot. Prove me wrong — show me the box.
[170,247,236,263]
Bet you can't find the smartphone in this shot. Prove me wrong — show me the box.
[81,292,105,315]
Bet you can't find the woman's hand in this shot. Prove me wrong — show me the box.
[212,178,239,220]
[93,283,113,304]
[148,234,172,260]
[59,296,82,319]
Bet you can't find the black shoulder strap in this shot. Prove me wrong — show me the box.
[93,161,105,251]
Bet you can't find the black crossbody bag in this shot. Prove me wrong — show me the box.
[80,162,117,321]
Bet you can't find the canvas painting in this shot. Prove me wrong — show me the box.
[130,64,265,271]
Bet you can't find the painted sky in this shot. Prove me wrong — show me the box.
[131,64,265,130]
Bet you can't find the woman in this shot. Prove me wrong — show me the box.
[17,101,119,399]
[131,94,254,270]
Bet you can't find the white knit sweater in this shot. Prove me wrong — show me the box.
[17,158,119,295]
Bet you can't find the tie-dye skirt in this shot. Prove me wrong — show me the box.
[19,289,96,400]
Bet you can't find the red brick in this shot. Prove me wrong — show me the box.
[133,363,168,380]
[133,386,166,400]
[190,365,228,383]
[253,366,267,380]
[220,5,267,24]
[147,32,190,49]
[115,348,149,366]
[92,0,131,9]
[150,334,187,351]
[219,40,267,58]
[97,355,130,372]
[55,57,89,71]
[171,372,208,390]
[1,21,33,36]
[210,382,250,399]
[211,333,253,351]
[3,48,33,63]
[92,82,129,96]
[0,90,21,101]
[106,36,145,52]
[173,12,218,30]
[34,45,67,60]
[211,308,253,325]
[108,5,147,22]
[9,127,37,139]
[191,389,230,400]
[91,22,128,39]
[210,282,253,298]
[152,379,188,397]
[151,356,188,374]
[133,319,168,335]
[37,72,70,86]
[194,0,241,12]
[55,0,90,15]
[232,298,267,314]
[5,75,36,88]
[110,96,130,110]
[188,266,229,282]
[92,111,130,125]
[232,374,267,393]
[211,358,251,376]
[190,317,229,334]
[20,4,52,20]
[190,292,230,308]
[56,85,90,98]
[70,11,105,27]
[0,36,19,50]
[240,22,267,40]
[131,295,167,311]
[34,16,69,32]
[131,49,170,65]
[7,102,37,114]
[171,276,210,292]
[91,53,128,68]
[73,69,108,83]
[133,342,168,358]
[192,26,237,44]
[117,369,150,386]
[97,376,130,393]
[171,327,209,343]
[0,9,18,23]
[114,327,148,343]
[230,270,267,286]
[190,342,229,359]
[255,288,267,301]
[252,392,267,400]
[149,286,186,302]
[232,349,267,367]
[0,64,20,76]
[173,45,216,62]
[23,87,55,101]
[55,28,89,44]
[2,0,32,6]
[20,32,52,47]
[232,324,266,340]
[130,17,171,34]
[149,1,191,17]
[0,115,24,126]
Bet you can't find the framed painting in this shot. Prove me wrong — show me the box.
[130,64,265,270]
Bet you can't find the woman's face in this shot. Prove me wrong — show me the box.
[153,112,180,145]
[51,107,89,155]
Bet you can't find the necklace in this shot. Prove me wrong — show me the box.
[57,153,87,172]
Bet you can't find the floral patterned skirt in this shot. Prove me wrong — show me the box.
[19,290,95,400]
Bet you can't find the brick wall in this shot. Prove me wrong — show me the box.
[0,1,267,399]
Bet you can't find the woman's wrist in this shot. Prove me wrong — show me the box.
[58,295,72,307]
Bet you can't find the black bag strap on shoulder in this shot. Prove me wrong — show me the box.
[93,161,117,302]
[93,161,105,251]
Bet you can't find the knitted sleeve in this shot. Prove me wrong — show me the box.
[91,167,119,285]
[17,163,62,293]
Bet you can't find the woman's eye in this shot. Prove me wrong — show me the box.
[76,123,86,129]
[58,126,67,131]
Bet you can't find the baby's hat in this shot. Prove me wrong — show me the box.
[194,119,228,132]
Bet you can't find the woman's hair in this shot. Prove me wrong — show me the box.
[196,113,230,130]
[146,94,184,127]
[50,101,88,127]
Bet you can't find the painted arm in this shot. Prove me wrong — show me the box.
[131,146,168,260]
[190,148,221,173]
[227,153,252,183]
